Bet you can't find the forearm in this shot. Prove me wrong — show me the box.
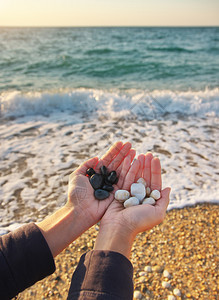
[36,205,91,257]
[94,224,135,259]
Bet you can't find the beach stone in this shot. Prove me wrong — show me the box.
[115,190,130,202]
[139,271,147,276]
[134,290,143,299]
[137,177,146,187]
[94,189,109,200]
[162,281,171,289]
[102,184,114,192]
[100,165,108,177]
[173,288,181,297]
[131,183,146,201]
[142,197,156,205]
[163,270,171,279]
[86,168,96,177]
[168,296,176,300]
[107,171,117,184]
[124,197,139,208]
[146,187,151,197]
[144,265,152,272]
[150,190,161,200]
[90,174,104,190]
[152,265,163,273]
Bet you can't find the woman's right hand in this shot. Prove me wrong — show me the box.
[94,153,171,258]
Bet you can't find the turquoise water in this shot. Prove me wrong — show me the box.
[0,27,219,92]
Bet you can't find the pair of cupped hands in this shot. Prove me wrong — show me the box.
[67,141,171,256]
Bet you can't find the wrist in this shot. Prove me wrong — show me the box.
[94,223,136,259]
[37,205,92,257]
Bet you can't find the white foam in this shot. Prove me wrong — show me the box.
[0,88,219,119]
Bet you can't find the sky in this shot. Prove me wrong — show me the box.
[0,0,218,27]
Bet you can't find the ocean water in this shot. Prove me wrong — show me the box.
[0,27,219,233]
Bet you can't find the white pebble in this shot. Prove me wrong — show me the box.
[134,290,143,299]
[115,190,130,202]
[142,197,156,205]
[173,288,181,297]
[162,281,171,289]
[144,265,152,272]
[150,189,161,200]
[124,197,139,208]
[137,177,146,187]
[138,276,146,283]
[163,270,171,279]
[168,296,176,300]
[130,183,146,201]
[139,271,147,276]
[146,186,151,197]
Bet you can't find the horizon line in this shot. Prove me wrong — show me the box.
[0,25,219,28]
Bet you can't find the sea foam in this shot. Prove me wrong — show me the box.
[1,88,219,119]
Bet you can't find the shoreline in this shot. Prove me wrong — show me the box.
[17,203,218,300]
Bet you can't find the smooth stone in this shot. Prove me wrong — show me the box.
[142,197,156,205]
[104,178,112,185]
[137,177,146,187]
[107,171,117,184]
[133,290,143,299]
[163,270,171,279]
[162,281,171,289]
[130,183,146,201]
[90,174,104,190]
[115,190,130,202]
[146,186,151,197]
[168,296,176,300]
[139,271,147,276]
[100,165,108,177]
[144,265,152,272]
[124,197,139,208]
[86,168,96,177]
[94,189,110,200]
[150,189,161,200]
[173,288,181,297]
[102,184,114,192]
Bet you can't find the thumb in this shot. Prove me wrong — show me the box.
[155,187,171,211]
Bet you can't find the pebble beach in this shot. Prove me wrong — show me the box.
[17,203,218,300]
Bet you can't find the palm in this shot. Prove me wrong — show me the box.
[100,153,170,236]
[66,142,135,227]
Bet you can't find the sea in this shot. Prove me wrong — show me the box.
[0,27,218,234]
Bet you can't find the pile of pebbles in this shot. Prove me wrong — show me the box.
[86,166,118,200]
[115,178,161,208]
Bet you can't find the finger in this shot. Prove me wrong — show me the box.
[116,148,136,187]
[116,148,136,177]
[95,141,123,170]
[151,157,162,191]
[155,187,171,212]
[108,142,132,171]
[122,159,140,190]
[135,154,145,181]
[143,152,153,187]
[74,157,99,176]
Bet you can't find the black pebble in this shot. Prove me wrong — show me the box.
[100,165,108,177]
[102,184,114,192]
[86,168,96,177]
[90,174,104,190]
[94,189,110,200]
[107,171,117,184]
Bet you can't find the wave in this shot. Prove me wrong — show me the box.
[0,88,218,119]
[147,46,194,53]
